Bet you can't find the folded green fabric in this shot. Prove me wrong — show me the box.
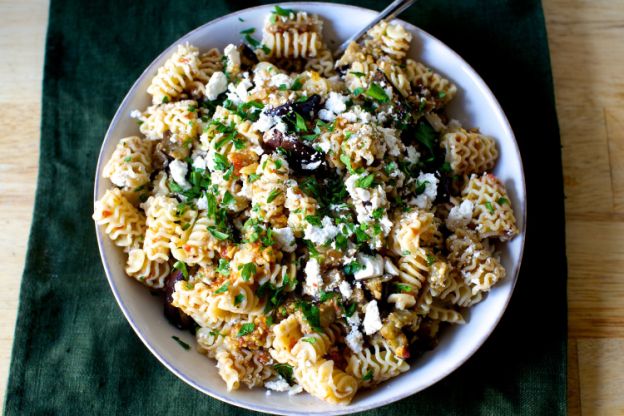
[4,0,566,414]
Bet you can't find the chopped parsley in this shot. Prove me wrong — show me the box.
[355,174,375,189]
[371,207,385,219]
[291,77,303,91]
[221,191,234,207]
[240,263,256,281]
[162,96,170,104]
[415,180,430,195]
[305,215,322,226]
[234,293,245,306]
[273,5,294,17]
[173,261,189,280]
[123,156,132,162]
[395,283,412,292]
[352,87,364,96]
[294,112,307,132]
[171,336,190,350]
[497,197,509,205]
[274,363,294,384]
[217,259,230,276]
[207,226,229,240]
[267,189,282,203]
[426,254,436,266]
[365,82,389,103]
[414,120,437,153]
[214,281,229,294]
[296,301,322,331]
[301,337,317,344]
[237,323,255,337]
[362,370,374,381]
[350,71,366,77]
[240,27,255,35]
[485,201,495,214]
[344,260,363,276]
[213,153,230,171]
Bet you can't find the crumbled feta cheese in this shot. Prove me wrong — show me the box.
[252,112,287,133]
[406,145,421,164]
[192,155,207,171]
[265,377,290,392]
[288,384,303,395]
[223,44,240,73]
[303,258,323,297]
[130,109,142,119]
[353,253,384,280]
[338,281,352,299]
[304,216,340,245]
[273,227,296,253]
[325,92,348,114]
[301,160,322,170]
[380,127,403,157]
[345,326,364,353]
[205,71,228,101]
[196,194,208,210]
[363,300,383,335]
[446,200,474,231]
[226,77,253,105]
[169,159,191,190]
[341,111,357,123]
[410,172,438,209]
[318,109,336,122]
[269,73,291,88]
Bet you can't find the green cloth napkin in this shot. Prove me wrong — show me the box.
[4,0,567,414]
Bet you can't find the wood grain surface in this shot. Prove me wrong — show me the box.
[0,0,621,413]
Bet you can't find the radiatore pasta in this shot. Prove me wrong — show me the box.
[93,5,519,405]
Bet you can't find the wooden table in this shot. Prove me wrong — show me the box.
[0,0,621,413]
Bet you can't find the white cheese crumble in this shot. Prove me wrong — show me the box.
[265,377,290,392]
[405,145,421,164]
[303,258,323,297]
[363,300,383,335]
[223,44,240,73]
[169,159,191,190]
[318,109,336,122]
[446,200,474,231]
[269,73,291,88]
[196,194,208,210]
[301,160,322,170]
[192,155,207,171]
[303,216,340,245]
[353,253,384,280]
[252,112,287,133]
[410,172,438,209]
[338,281,352,299]
[325,92,348,114]
[130,109,142,119]
[380,127,403,157]
[226,76,253,105]
[345,325,364,353]
[272,227,296,253]
[205,71,228,101]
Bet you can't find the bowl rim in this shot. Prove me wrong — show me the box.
[93,2,527,414]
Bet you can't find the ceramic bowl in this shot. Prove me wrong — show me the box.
[94,3,526,414]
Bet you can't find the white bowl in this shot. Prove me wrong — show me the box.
[94,3,526,415]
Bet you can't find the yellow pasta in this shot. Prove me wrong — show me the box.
[93,188,145,249]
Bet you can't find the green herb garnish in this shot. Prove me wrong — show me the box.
[173,261,189,280]
[171,336,190,350]
[237,323,255,337]
[240,263,257,282]
[365,83,389,103]
[214,281,229,294]
[267,189,282,203]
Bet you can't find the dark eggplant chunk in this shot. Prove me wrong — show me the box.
[265,94,322,120]
[163,270,194,330]
[154,133,190,165]
[238,44,259,70]
[371,70,412,128]
[262,129,327,175]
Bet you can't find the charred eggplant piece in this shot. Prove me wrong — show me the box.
[154,133,190,164]
[265,94,322,120]
[163,270,194,330]
[371,70,412,129]
[262,129,327,174]
[238,44,259,71]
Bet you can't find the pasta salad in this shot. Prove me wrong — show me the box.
[93,5,518,405]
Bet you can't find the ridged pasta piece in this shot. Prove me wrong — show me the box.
[147,43,203,104]
[216,280,265,315]
[363,21,412,61]
[190,48,224,98]
[216,345,273,390]
[440,271,483,307]
[151,171,170,196]
[303,49,336,77]
[139,99,200,144]
[428,305,465,324]
[294,359,358,405]
[290,324,341,364]
[346,337,409,388]
[102,136,153,190]
[170,213,223,266]
[461,173,519,241]
[248,154,290,227]
[124,247,170,288]
[441,129,498,175]
[262,11,324,59]
[142,195,195,262]
[93,188,146,249]
[171,280,233,327]
[405,58,457,108]
[446,229,506,295]
[271,315,303,364]
[388,209,440,256]
[216,348,241,391]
